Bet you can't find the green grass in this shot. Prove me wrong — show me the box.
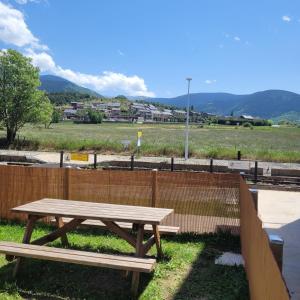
[1,121,299,162]
[0,221,249,300]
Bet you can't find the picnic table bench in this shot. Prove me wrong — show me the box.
[0,198,176,297]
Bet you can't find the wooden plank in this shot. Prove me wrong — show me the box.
[15,199,173,216]
[13,214,39,277]
[151,170,158,207]
[50,218,180,235]
[1,242,154,264]
[33,199,172,218]
[152,225,163,259]
[31,218,85,246]
[131,224,145,297]
[55,216,69,246]
[102,221,137,248]
[142,235,156,256]
[0,242,155,273]
[12,199,173,225]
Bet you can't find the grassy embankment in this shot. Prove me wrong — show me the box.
[0,122,300,162]
[0,220,248,300]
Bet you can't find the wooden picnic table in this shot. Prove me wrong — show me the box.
[11,198,174,294]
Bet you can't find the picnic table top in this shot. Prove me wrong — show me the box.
[12,198,174,225]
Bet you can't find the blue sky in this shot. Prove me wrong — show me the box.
[0,0,300,97]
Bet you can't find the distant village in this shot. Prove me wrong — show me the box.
[63,101,215,123]
[62,100,264,125]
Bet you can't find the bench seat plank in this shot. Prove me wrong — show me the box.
[51,217,180,235]
[0,242,155,273]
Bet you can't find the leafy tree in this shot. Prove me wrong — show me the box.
[87,109,103,124]
[31,94,54,128]
[0,49,50,144]
[51,108,62,124]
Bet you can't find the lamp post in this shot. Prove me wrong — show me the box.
[185,77,192,160]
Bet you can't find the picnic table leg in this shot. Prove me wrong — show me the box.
[13,215,38,277]
[153,225,163,259]
[55,216,69,246]
[131,224,144,298]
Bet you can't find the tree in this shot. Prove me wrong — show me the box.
[51,108,61,124]
[87,109,103,124]
[0,49,49,144]
[32,94,54,128]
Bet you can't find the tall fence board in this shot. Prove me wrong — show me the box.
[0,166,65,221]
[240,179,290,300]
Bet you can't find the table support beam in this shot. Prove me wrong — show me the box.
[102,221,137,248]
[13,214,39,277]
[131,224,145,298]
[31,218,85,246]
[55,216,69,246]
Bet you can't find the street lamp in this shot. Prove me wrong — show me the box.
[185,77,192,160]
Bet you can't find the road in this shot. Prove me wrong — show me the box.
[0,149,300,172]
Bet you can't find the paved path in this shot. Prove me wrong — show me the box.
[0,149,299,172]
[258,190,300,299]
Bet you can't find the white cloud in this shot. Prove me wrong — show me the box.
[0,2,47,49]
[205,79,217,84]
[282,15,291,22]
[117,49,124,56]
[25,48,55,71]
[26,49,155,96]
[15,0,44,4]
[234,36,241,42]
[0,1,154,97]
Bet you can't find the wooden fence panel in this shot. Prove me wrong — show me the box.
[240,178,290,300]
[157,172,240,233]
[0,166,240,234]
[0,166,64,221]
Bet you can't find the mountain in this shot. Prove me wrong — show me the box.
[147,90,300,120]
[39,75,101,97]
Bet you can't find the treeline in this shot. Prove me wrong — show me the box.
[47,92,98,105]
[212,117,272,126]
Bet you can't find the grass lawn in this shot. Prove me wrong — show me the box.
[1,122,299,162]
[0,221,249,300]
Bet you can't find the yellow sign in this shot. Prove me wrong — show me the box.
[137,130,142,138]
[70,153,89,161]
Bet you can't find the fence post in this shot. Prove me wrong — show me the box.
[210,158,213,173]
[130,155,134,171]
[237,150,241,160]
[64,167,70,200]
[254,161,258,183]
[60,151,64,168]
[171,157,174,172]
[151,169,158,207]
[94,152,97,169]
[249,188,258,212]
[269,234,284,273]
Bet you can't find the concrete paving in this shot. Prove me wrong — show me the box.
[258,190,300,299]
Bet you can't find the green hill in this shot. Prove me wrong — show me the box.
[39,75,101,97]
[148,90,300,121]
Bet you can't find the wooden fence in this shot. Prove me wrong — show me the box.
[0,165,240,233]
[239,178,290,300]
[0,165,292,298]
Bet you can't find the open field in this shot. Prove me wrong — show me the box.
[0,221,248,300]
[1,122,300,162]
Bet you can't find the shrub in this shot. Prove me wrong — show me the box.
[243,122,252,128]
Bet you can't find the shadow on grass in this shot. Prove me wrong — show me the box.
[172,232,249,300]
[0,255,154,300]
[0,220,248,299]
